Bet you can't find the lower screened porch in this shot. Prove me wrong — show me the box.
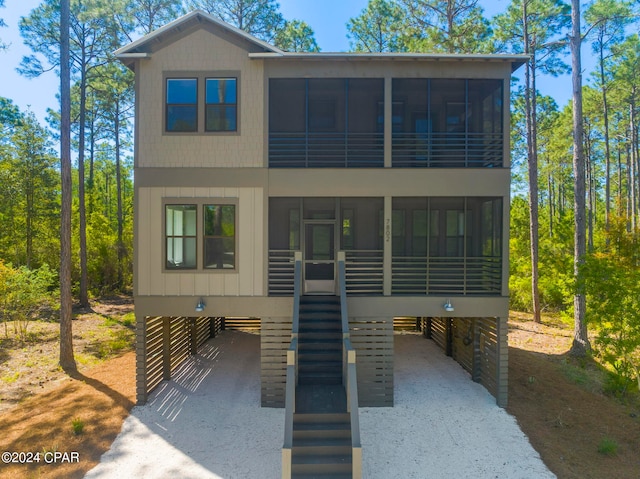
[268,196,504,298]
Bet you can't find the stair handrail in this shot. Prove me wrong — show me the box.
[292,251,302,335]
[338,251,363,479]
[282,251,302,479]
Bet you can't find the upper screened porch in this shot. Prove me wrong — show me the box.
[269,77,505,169]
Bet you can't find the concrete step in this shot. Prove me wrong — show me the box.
[293,440,351,455]
[299,313,342,324]
[292,474,351,479]
[298,340,342,352]
[298,331,343,342]
[293,425,351,441]
[298,367,341,376]
[294,413,350,424]
[298,376,342,386]
[295,386,347,413]
[291,455,352,476]
[298,351,342,363]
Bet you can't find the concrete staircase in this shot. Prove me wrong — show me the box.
[292,296,352,478]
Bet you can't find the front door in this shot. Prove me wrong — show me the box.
[304,222,335,294]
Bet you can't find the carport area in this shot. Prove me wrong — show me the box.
[87,330,554,478]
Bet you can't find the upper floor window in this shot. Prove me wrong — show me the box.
[166,79,198,132]
[165,74,238,134]
[205,78,237,132]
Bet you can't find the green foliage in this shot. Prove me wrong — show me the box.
[493,0,570,75]
[399,0,494,53]
[0,0,7,51]
[586,0,635,61]
[274,20,319,52]
[185,0,284,43]
[597,437,618,456]
[1,371,20,384]
[0,112,59,269]
[509,196,574,312]
[561,363,589,386]
[91,328,134,359]
[0,97,23,131]
[71,417,85,435]
[347,0,408,52]
[583,218,640,393]
[128,0,184,34]
[602,370,635,397]
[0,262,56,341]
[120,312,135,328]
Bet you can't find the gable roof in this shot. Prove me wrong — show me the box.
[114,9,284,65]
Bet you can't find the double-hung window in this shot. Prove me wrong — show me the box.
[165,201,237,271]
[205,78,237,132]
[166,205,197,269]
[204,204,236,269]
[166,79,198,132]
[165,74,238,133]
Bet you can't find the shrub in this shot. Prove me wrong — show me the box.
[71,417,85,435]
[597,437,618,456]
[0,262,55,341]
[583,218,640,394]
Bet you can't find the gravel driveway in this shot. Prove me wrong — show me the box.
[85,330,555,479]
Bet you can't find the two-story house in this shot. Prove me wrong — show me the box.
[116,10,525,413]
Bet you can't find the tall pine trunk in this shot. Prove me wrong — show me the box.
[523,1,541,323]
[78,66,89,307]
[115,99,124,289]
[59,0,76,372]
[569,0,590,356]
[598,39,612,243]
[631,101,638,230]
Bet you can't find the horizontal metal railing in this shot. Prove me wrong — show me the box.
[269,132,384,168]
[391,256,502,295]
[270,250,501,295]
[392,132,503,167]
[344,250,384,295]
[269,249,384,296]
[270,131,502,168]
[268,250,296,296]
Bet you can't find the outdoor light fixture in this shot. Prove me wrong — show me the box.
[195,298,206,312]
[443,299,454,312]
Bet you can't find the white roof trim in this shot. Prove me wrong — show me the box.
[249,51,528,61]
[248,51,528,71]
[114,10,284,57]
[116,53,151,59]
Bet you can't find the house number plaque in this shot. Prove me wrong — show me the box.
[385,218,391,243]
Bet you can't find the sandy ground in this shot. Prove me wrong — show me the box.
[84,330,554,479]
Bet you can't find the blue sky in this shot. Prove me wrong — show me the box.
[278,0,508,51]
[0,0,571,127]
